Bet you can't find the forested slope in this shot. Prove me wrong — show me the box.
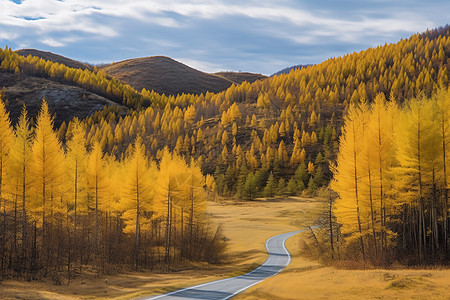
[78,26,449,199]
[1,27,449,200]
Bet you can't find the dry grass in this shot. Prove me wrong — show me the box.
[234,247,450,299]
[233,227,450,300]
[101,56,234,96]
[1,197,448,299]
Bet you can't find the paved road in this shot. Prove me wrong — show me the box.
[147,230,302,300]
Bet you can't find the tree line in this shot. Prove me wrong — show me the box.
[331,88,449,265]
[0,98,222,282]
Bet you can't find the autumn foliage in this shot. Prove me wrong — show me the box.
[0,28,448,202]
[0,98,222,280]
[0,26,448,275]
[332,88,450,265]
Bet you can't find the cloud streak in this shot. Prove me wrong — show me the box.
[0,0,448,74]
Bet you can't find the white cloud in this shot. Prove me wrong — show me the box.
[0,0,442,45]
[0,32,18,40]
[175,57,224,73]
[0,0,448,74]
[0,0,118,37]
[41,37,64,47]
[0,1,432,35]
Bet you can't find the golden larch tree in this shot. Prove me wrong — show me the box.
[121,137,155,269]
[6,106,32,270]
[30,100,65,241]
[0,96,14,275]
[332,104,366,261]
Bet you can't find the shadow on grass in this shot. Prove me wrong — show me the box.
[282,265,325,274]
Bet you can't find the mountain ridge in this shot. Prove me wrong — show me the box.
[14,49,269,96]
[16,49,92,71]
[100,56,264,95]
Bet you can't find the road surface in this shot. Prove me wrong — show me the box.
[147,230,301,300]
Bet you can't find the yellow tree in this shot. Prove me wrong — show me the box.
[232,122,238,137]
[332,104,366,261]
[156,148,187,268]
[434,87,450,253]
[6,106,32,269]
[394,96,443,260]
[228,103,241,123]
[183,158,206,258]
[121,137,155,269]
[184,105,196,125]
[221,130,228,146]
[86,142,107,255]
[65,119,87,231]
[30,100,65,248]
[0,97,14,275]
[221,145,228,162]
[365,93,398,257]
[196,128,204,143]
[354,99,380,260]
[290,138,304,166]
[277,140,288,166]
[65,118,87,274]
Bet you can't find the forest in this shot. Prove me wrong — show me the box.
[332,88,449,265]
[0,99,221,280]
[0,26,448,278]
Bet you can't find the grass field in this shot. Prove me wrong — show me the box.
[234,232,450,300]
[0,197,448,299]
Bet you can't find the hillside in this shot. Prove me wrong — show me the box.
[3,27,449,188]
[0,69,123,126]
[16,49,91,71]
[76,26,449,200]
[101,56,235,95]
[214,71,267,84]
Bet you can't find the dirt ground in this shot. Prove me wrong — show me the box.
[0,197,449,299]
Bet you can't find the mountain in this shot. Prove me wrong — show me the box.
[101,57,268,95]
[101,56,235,95]
[0,69,123,126]
[12,50,266,99]
[16,49,91,70]
[214,72,267,84]
[271,64,313,77]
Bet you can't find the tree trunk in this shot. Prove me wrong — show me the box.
[352,122,366,262]
[329,192,334,259]
[135,180,140,270]
[21,159,27,273]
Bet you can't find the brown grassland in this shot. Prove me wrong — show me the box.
[100,56,234,96]
[0,197,449,299]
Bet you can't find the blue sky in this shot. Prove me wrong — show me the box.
[0,0,449,75]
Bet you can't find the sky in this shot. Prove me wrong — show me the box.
[0,0,449,75]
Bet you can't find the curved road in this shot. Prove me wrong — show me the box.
[147,230,302,300]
